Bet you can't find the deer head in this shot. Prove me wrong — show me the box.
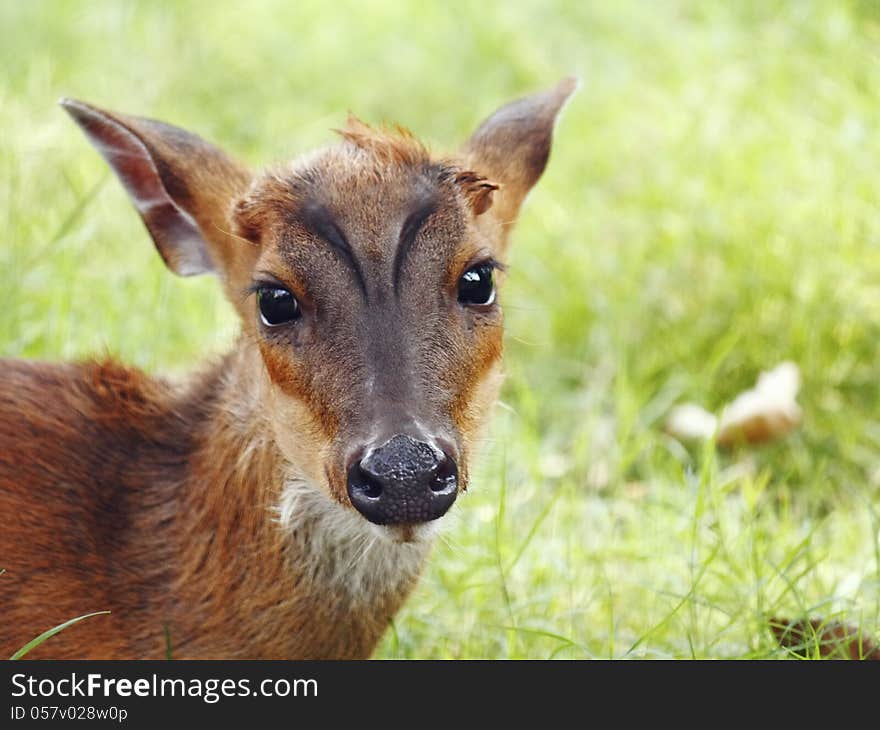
[61,78,576,541]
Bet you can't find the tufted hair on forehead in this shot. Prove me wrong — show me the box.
[335,115,500,216]
[232,115,505,244]
[335,114,432,169]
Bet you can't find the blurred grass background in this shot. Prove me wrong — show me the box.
[2,0,880,658]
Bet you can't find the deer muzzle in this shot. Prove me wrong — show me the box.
[346,434,458,525]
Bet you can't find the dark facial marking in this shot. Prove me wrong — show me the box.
[299,202,368,298]
[392,199,437,295]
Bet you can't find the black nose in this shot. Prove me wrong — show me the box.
[346,435,458,525]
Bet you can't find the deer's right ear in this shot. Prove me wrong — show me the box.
[60,98,252,277]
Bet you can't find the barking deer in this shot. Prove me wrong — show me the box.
[0,79,575,659]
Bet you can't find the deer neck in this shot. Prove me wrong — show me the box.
[165,340,434,658]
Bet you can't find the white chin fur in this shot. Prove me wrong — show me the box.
[274,478,438,605]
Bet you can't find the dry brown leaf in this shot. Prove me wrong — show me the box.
[716,362,802,447]
[769,616,880,660]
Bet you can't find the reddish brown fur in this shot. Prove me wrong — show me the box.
[1,353,411,658]
[336,115,431,168]
[0,80,575,659]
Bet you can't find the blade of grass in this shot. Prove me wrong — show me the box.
[506,487,561,574]
[9,611,111,660]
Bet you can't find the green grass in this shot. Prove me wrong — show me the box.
[8,611,111,660]
[2,0,879,659]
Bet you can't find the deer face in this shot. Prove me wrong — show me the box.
[61,79,575,536]
[235,143,506,527]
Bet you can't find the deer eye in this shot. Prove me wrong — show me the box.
[257,286,301,326]
[457,263,496,306]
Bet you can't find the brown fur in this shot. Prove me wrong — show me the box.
[336,115,431,168]
[0,79,575,659]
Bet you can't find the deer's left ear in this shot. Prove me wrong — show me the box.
[463,76,578,237]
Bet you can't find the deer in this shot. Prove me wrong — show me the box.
[0,78,576,659]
